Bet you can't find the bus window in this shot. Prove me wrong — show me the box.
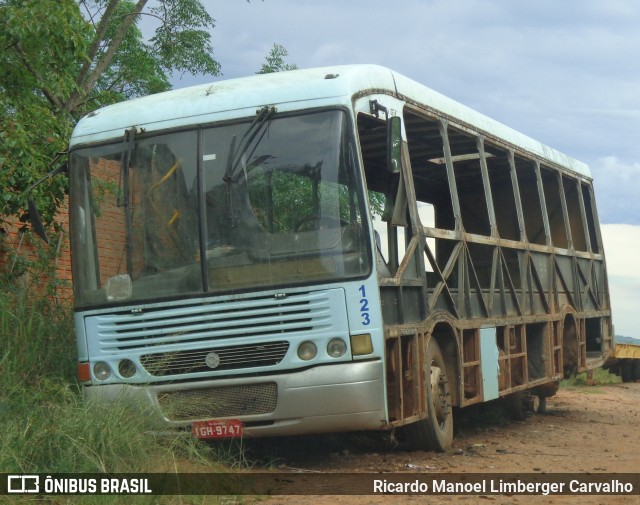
[447,127,491,237]
[417,202,435,273]
[201,110,369,291]
[358,112,409,276]
[540,166,569,249]
[404,111,456,232]
[369,190,392,274]
[403,109,458,280]
[132,137,199,277]
[581,183,601,253]
[514,156,547,246]
[70,131,202,305]
[562,176,588,251]
[485,143,520,242]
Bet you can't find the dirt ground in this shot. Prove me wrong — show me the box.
[238,382,640,505]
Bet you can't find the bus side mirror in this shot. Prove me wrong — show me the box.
[27,198,49,244]
[21,157,67,244]
[387,115,402,174]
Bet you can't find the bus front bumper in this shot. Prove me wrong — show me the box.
[83,360,387,437]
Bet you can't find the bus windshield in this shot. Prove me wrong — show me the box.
[69,110,371,308]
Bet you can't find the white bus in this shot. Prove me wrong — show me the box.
[69,65,612,450]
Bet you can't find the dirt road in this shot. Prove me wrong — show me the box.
[244,382,640,504]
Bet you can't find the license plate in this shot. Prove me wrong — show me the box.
[192,419,243,439]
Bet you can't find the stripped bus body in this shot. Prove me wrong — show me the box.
[69,65,612,450]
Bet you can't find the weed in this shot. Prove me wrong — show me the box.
[561,367,622,389]
[0,286,233,505]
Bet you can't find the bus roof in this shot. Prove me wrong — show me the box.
[71,64,591,178]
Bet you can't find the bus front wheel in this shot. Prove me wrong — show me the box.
[620,360,633,383]
[406,338,453,452]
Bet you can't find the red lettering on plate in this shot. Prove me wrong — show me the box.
[192,419,243,439]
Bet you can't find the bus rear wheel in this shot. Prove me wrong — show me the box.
[620,360,633,383]
[406,338,453,452]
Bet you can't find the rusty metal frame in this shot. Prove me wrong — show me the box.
[377,105,612,426]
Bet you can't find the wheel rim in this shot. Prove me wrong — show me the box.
[430,364,450,427]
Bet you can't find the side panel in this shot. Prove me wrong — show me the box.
[480,327,500,401]
[357,95,612,430]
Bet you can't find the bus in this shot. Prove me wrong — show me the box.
[68,65,613,450]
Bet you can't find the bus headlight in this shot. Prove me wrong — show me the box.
[327,338,347,358]
[118,359,137,378]
[93,361,112,381]
[297,341,317,361]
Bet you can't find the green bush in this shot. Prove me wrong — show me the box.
[0,289,75,389]
[0,283,223,504]
[560,367,622,388]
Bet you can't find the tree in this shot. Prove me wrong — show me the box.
[257,43,298,74]
[0,0,220,229]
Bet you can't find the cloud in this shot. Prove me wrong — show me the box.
[176,1,640,221]
[601,224,640,279]
[601,224,640,337]
[598,157,640,185]
[143,2,640,337]
[591,158,640,225]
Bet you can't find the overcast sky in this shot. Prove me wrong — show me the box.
[161,0,639,336]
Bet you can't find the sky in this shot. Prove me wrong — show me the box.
[158,0,640,336]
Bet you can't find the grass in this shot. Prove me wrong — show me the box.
[5,255,622,503]
[560,367,622,389]
[0,285,238,504]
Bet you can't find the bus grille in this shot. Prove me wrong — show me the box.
[157,383,277,421]
[140,341,289,376]
[94,290,337,352]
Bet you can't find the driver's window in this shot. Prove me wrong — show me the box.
[358,112,411,276]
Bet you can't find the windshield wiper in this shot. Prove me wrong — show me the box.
[224,105,276,183]
[118,126,138,275]
[223,106,276,226]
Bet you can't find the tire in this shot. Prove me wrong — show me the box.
[535,396,547,414]
[632,360,640,382]
[405,338,453,452]
[504,391,527,421]
[620,360,633,383]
